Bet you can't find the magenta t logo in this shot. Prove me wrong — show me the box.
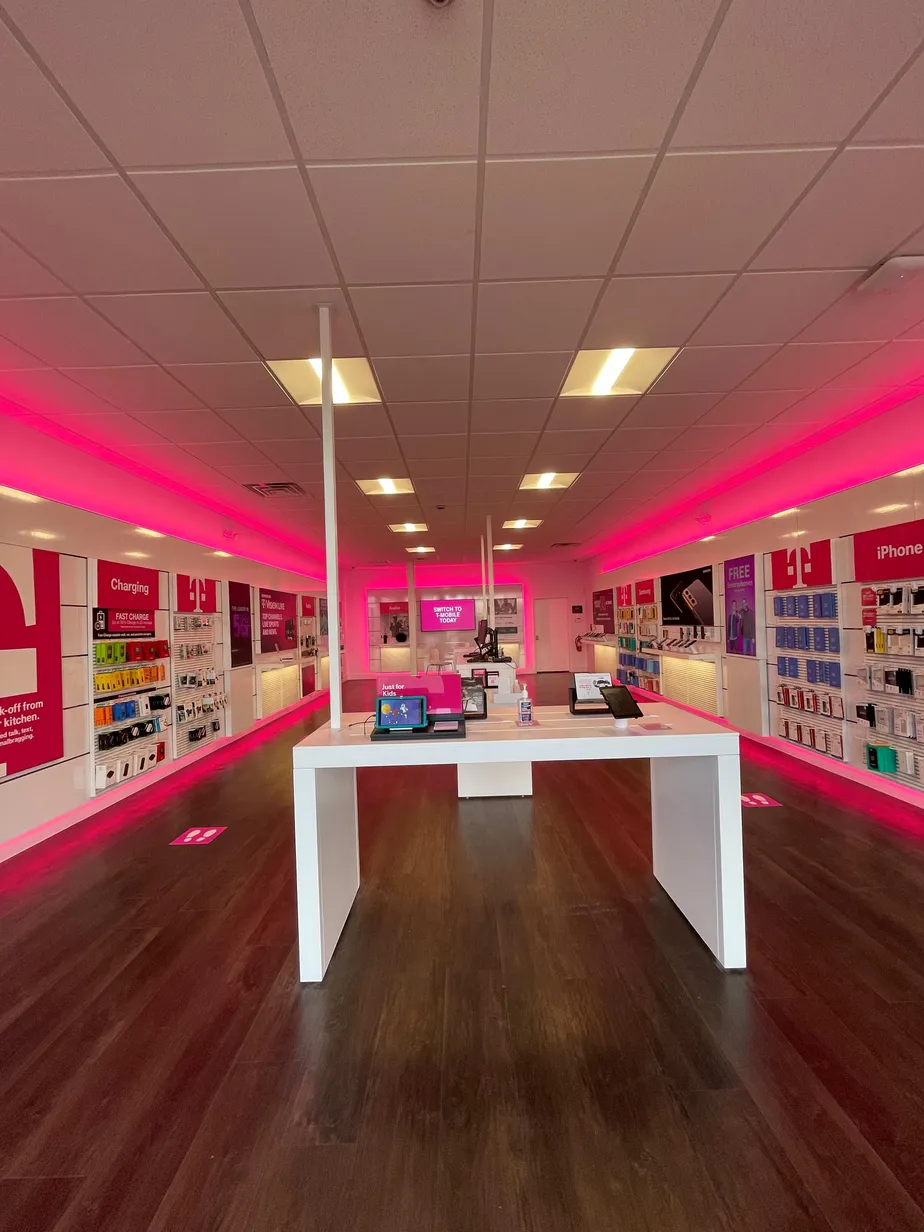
[170,826,226,845]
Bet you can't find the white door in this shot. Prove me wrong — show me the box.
[533,597,571,671]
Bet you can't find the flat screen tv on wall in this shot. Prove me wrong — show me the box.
[419,598,476,632]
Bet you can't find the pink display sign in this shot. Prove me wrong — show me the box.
[769,540,832,589]
[259,587,297,653]
[419,598,475,632]
[0,547,64,775]
[635,579,656,605]
[170,826,226,845]
[176,574,218,614]
[376,672,464,714]
[616,584,633,606]
[300,595,316,618]
[854,518,924,583]
[97,559,159,611]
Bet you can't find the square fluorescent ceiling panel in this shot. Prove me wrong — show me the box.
[355,477,415,495]
[560,347,677,398]
[266,358,380,405]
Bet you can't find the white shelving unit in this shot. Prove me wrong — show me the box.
[171,612,226,759]
[766,584,845,761]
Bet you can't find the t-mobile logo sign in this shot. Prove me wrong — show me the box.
[770,539,833,590]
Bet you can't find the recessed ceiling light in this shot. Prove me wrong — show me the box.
[124,551,150,558]
[561,347,677,398]
[896,463,924,476]
[21,529,58,540]
[356,477,415,496]
[407,545,435,554]
[212,550,232,557]
[771,507,800,518]
[783,530,807,538]
[495,543,523,551]
[389,522,428,533]
[135,527,163,537]
[519,472,579,490]
[700,535,716,541]
[873,503,910,514]
[503,518,543,530]
[266,357,380,406]
[0,485,42,502]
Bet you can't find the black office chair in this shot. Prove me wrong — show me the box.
[464,621,511,664]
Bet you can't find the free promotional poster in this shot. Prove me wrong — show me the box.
[0,546,64,775]
[723,555,757,657]
[660,566,715,626]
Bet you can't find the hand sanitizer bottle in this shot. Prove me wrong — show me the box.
[518,683,532,725]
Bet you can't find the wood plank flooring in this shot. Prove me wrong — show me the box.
[3,676,924,1230]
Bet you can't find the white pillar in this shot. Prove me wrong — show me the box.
[319,304,342,730]
[486,515,496,628]
[480,534,487,625]
[407,559,417,674]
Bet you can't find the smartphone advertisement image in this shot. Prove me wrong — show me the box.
[660,566,715,626]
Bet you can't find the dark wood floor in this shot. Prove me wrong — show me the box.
[4,676,924,1230]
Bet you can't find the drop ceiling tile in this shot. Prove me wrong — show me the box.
[618,150,829,275]
[651,345,778,393]
[180,440,269,466]
[216,407,314,440]
[216,462,290,484]
[218,288,360,358]
[754,147,924,271]
[468,454,535,477]
[691,271,863,346]
[698,390,806,425]
[619,393,721,428]
[38,411,167,449]
[651,447,721,470]
[413,477,467,502]
[544,396,636,431]
[538,428,613,453]
[165,362,292,408]
[586,275,733,349]
[389,402,469,436]
[132,409,242,443]
[673,0,924,147]
[85,292,257,365]
[400,434,467,460]
[855,46,924,143]
[353,284,473,357]
[469,432,535,457]
[311,163,476,284]
[480,157,652,280]
[256,438,323,464]
[0,297,152,368]
[473,352,571,400]
[469,475,524,495]
[407,458,468,479]
[0,335,45,370]
[584,449,656,472]
[3,0,291,165]
[0,368,119,415]
[0,233,68,296]
[770,387,874,426]
[799,279,924,343]
[562,472,629,499]
[528,450,595,472]
[825,340,924,388]
[488,0,721,154]
[0,175,200,293]
[607,426,681,451]
[305,406,392,438]
[0,25,108,173]
[476,280,601,353]
[133,167,336,289]
[373,355,470,403]
[671,425,753,452]
[470,399,551,433]
[60,364,204,411]
[739,341,881,390]
[333,436,401,464]
[252,0,482,159]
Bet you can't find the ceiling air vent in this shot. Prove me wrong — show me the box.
[243,482,306,498]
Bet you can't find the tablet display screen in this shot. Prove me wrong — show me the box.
[376,696,426,728]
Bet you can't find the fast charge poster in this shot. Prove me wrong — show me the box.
[660,566,715,626]
[723,555,757,657]
[0,546,64,776]
[259,588,297,653]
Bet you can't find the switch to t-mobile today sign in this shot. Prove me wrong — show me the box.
[854,517,924,582]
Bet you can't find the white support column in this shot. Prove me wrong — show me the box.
[486,515,495,628]
[480,534,488,626]
[407,559,417,674]
[319,304,342,730]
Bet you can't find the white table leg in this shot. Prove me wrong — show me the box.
[649,753,746,970]
[293,765,360,982]
[457,762,533,798]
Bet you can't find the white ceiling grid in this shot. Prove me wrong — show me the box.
[0,1,923,563]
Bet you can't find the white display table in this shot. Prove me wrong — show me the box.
[291,704,745,980]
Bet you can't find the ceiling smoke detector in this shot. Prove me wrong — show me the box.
[857,256,924,295]
[426,0,455,8]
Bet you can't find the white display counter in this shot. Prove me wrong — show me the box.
[291,703,745,980]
